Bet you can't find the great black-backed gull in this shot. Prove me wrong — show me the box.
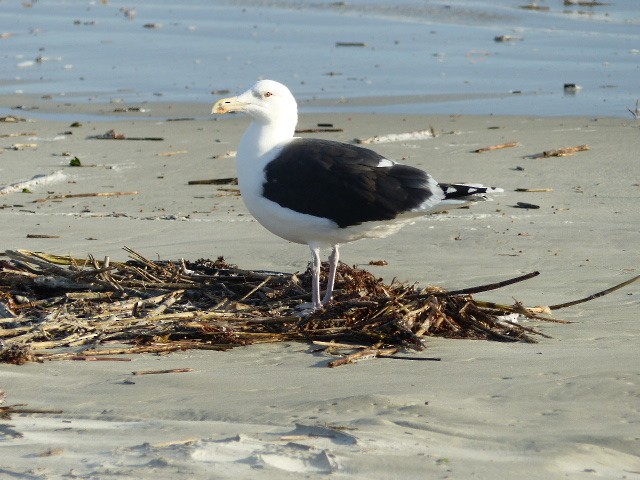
[212,80,502,312]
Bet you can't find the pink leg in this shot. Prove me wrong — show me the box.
[309,245,322,310]
[322,245,339,306]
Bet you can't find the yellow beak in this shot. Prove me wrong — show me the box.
[212,96,247,114]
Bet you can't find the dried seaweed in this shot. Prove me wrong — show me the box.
[1,248,636,365]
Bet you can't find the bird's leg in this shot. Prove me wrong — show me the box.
[321,245,339,306]
[310,245,322,310]
[295,245,324,317]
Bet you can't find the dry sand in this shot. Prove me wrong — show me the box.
[1,100,639,479]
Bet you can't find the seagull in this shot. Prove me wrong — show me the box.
[212,80,502,312]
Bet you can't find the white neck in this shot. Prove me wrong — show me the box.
[238,113,297,160]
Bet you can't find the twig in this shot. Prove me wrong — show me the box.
[328,348,396,367]
[132,368,194,375]
[34,191,138,203]
[473,142,520,153]
[156,150,188,157]
[542,145,590,157]
[432,271,540,296]
[548,275,640,310]
[515,188,554,193]
[70,356,131,361]
[295,128,343,133]
[1,406,64,415]
[0,132,37,138]
[90,130,163,141]
[239,276,271,301]
[188,177,238,185]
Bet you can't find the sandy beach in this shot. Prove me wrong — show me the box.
[1,98,639,478]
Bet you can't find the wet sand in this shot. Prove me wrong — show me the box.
[1,102,639,478]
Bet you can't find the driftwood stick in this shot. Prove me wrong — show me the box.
[132,368,193,375]
[328,348,383,367]
[548,275,640,310]
[239,276,271,301]
[431,271,540,296]
[70,356,132,361]
[542,144,590,157]
[473,142,520,153]
[1,406,64,415]
[34,191,138,203]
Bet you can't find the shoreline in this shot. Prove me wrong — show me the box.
[1,106,639,478]
[3,90,638,122]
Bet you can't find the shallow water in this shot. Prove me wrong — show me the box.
[1,0,638,117]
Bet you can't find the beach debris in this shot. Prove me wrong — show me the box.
[519,3,550,11]
[0,403,63,417]
[34,191,138,203]
[132,368,193,375]
[152,438,200,448]
[0,116,27,123]
[0,131,37,138]
[368,260,388,266]
[355,128,434,144]
[90,129,164,141]
[564,0,609,6]
[473,142,520,153]
[8,143,38,151]
[143,23,162,29]
[564,83,582,94]
[296,127,344,133]
[0,343,35,365]
[515,188,554,192]
[0,171,66,195]
[524,145,590,159]
[542,144,590,157]
[494,35,523,43]
[336,42,366,47]
[188,177,237,186]
[627,99,640,119]
[514,202,541,209]
[0,301,16,318]
[328,347,398,368]
[157,150,188,157]
[70,355,131,361]
[1,248,636,366]
[113,106,148,113]
[26,234,61,239]
[120,7,137,20]
[212,150,237,159]
[69,156,82,167]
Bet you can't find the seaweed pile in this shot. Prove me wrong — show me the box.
[1,248,635,366]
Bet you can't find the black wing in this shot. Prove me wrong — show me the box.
[262,138,440,228]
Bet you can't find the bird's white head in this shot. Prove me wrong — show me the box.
[212,80,298,128]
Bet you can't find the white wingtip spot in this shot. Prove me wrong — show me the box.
[376,158,395,167]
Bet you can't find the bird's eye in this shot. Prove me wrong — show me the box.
[263,92,273,98]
